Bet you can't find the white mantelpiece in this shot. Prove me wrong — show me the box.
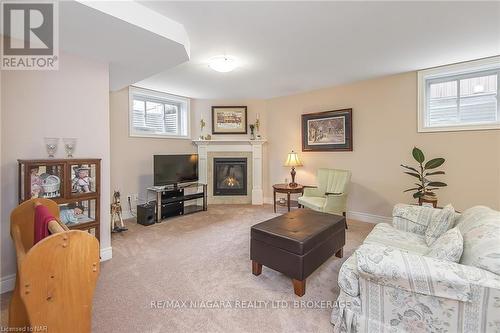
[193,139,267,204]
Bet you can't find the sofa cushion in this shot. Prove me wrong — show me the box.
[426,227,463,262]
[363,223,429,255]
[392,203,436,235]
[297,196,325,211]
[424,204,456,246]
[456,206,500,275]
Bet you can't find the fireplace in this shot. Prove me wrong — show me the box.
[213,158,247,196]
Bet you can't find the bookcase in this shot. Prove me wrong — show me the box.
[18,158,101,241]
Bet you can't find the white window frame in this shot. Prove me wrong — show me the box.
[129,86,191,139]
[418,56,500,133]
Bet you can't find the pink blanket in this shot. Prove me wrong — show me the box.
[34,205,55,245]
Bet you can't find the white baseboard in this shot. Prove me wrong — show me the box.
[100,246,113,261]
[265,197,390,224]
[1,274,16,294]
[347,211,391,224]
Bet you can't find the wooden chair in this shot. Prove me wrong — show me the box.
[9,198,100,333]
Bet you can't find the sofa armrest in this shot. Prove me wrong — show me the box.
[323,192,348,215]
[392,203,435,235]
[356,243,500,302]
[302,186,323,197]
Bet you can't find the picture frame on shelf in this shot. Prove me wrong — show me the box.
[301,108,353,152]
[212,106,248,134]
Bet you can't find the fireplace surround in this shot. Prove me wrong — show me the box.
[193,139,267,204]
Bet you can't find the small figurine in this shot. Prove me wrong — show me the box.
[30,167,43,198]
[199,118,206,140]
[249,124,256,140]
[111,190,128,233]
[60,203,85,225]
[72,166,92,193]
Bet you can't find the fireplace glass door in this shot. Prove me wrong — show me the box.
[213,158,247,196]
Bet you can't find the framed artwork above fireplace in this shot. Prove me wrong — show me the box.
[212,106,248,134]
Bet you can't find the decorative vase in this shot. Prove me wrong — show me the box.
[63,138,77,158]
[44,137,59,158]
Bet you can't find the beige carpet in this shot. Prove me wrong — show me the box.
[1,204,373,332]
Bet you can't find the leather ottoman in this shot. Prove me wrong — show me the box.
[250,209,345,296]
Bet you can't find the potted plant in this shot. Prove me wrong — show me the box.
[401,147,447,207]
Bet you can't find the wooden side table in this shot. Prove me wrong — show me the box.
[273,183,304,213]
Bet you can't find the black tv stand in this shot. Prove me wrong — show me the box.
[146,183,207,223]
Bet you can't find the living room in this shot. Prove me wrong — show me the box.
[1,1,500,332]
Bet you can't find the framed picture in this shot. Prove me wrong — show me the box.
[301,108,353,152]
[212,106,247,134]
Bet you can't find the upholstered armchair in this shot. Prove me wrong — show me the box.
[298,168,351,220]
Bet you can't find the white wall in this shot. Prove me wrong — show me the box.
[266,72,500,217]
[110,91,268,210]
[1,52,112,293]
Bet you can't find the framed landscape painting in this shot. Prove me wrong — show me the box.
[212,106,248,134]
[301,109,353,151]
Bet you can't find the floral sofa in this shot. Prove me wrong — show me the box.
[331,204,500,333]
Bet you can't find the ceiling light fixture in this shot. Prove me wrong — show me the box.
[208,55,239,73]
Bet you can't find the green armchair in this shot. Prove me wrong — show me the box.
[298,168,351,226]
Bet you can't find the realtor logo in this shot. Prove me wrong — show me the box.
[1,0,59,70]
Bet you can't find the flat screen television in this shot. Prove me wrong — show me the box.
[153,154,198,186]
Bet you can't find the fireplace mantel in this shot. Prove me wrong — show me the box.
[192,139,267,145]
[192,139,267,204]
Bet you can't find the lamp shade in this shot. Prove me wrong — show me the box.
[284,151,303,167]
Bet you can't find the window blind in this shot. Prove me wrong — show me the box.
[130,92,188,138]
[426,71,499,128]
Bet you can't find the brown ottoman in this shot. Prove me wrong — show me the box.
[250,209,345,296]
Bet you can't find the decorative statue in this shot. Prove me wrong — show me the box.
[200,118,206,139]
[111,190,128,233]
[72,166,92,193]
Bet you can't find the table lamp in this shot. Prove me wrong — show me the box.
[284,150,303,187]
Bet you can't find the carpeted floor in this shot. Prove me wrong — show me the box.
[1,204,373,332]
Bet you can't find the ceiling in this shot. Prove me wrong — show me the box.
[59,1,189,90]
[136,1,500,99]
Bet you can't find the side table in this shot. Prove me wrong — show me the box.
[272,183,304,213]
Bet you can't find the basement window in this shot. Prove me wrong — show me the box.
[418,57,500,132]
[129,87,190,138]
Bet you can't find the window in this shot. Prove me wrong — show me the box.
[418,57,500,132]
[129,87,190,138]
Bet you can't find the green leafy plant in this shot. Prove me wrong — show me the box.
[401,147,447,199]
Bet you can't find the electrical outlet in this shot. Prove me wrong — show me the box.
[126,194,132,202]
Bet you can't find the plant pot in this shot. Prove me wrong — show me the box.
[419,195,438,208]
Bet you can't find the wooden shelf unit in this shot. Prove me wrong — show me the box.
[18,158,101,241]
